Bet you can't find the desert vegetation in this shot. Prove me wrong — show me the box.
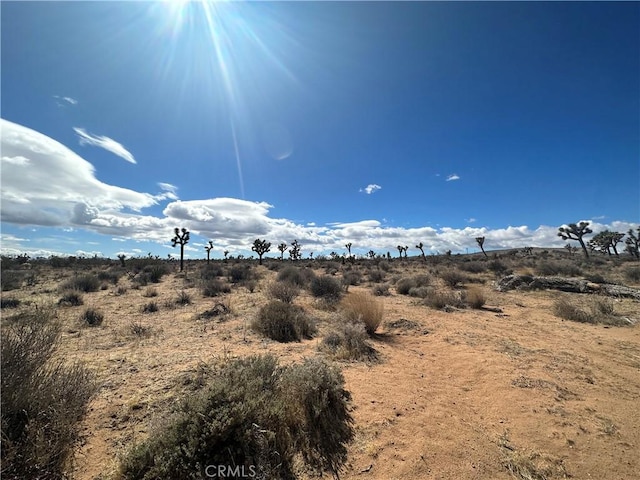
[1,239,639,480]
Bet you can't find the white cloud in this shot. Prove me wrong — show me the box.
[73,127,136,164]
[360,184,382,194]
[466,218,477,223]
[446,174,460,181]
[156,182,179,201]
[1,119,157,229]
[2,121,637,259]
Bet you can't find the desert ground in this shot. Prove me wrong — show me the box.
[2,251,639,480]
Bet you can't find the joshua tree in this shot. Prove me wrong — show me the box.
[558,222,592,258]
[416,242,426,261]
[396,245,403,259]
[367,250,376,259]
[475,237,487,257]
[589,231,625,256]
[345,242,353,258]
[204,241,214,264]
[564,244,578,256]
[171,227,190,272]
[625,227,639,258]
[223,250,229,262]
[277,242,288,260]
[117,254,126,267]
[289,240,302,261]
[252,238,271,265]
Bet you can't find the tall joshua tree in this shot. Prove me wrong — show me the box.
[416,242,426,261]
[277,242,288,260]
[625,227,640,258]
[171,227,190,272]
[558,222,592,258]
[345,243,353,258]
[252,238,271,265]
[396,245,404,259]
[289,240,302,261]
[475,237,487,257]
[204,241,214,264]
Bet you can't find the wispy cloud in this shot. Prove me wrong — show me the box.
[73,127,136,164]
[157,182,179,201]
[54,95,78,106]
[446,174,460,182]
[466,218,477,223]
[360,184,382,194]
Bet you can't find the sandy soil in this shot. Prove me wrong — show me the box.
[5,261,639,480]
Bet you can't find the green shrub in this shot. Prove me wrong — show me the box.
[58,290,84,307]
[252,301,316,342]
[310,275,343,302]
[277,266,316,286]
[1,298,21,309]
[342,271,362,287]
[142,302,159,313]
[97,269,123,284]
[535,261,582,277]
[228,264,252,284]
[199,264,224,280]
[624,266,640,284]
[423,289,466,310]
[60,274,100,293]
[80,308,104,326]
[440,270,467,288]
[266,281,300,304]
[176,290,192,305]
[371,283,390,296]
[144,264,169,283]
[320,322,378,362]
[368,269,386,283]
[201,278,231,297]
[396,275,430,295]
[340,292,383,335]
[1,309,96,479]
[459,261,487,274]
[1,271,23,291]
[118,355,353,480]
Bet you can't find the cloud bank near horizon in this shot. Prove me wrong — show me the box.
[1,119,637,258]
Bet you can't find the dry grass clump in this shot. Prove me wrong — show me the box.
[465,287,487,309]
[553,296,627,326]
[340,291,384,335]
[266,281,300,304]
[371,283,391,296]
[624,265,640,284]
[252,301,317,342]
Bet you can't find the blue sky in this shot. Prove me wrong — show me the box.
[1,1,638,259]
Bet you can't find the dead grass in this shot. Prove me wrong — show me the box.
[341,291,384,335]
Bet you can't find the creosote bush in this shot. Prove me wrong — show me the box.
[266,281,300,304]
[118,355,354,480]
[371,283,391,296]
[341,291,384,335]
[80,307,104,326]
[439,270,467,288]
[624,266,640,284]
[320,322,378,362]
[252,301,316,342]
[58,290,84,307]
[310,275,343,302]
[60,274,100,293]
[1,308,96,479]
[395,275,430,295]
[423,289,466,310]
[1,298,21,309]
[277,265,316,287]
[201,278,231,297]
[553,296,627,326]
